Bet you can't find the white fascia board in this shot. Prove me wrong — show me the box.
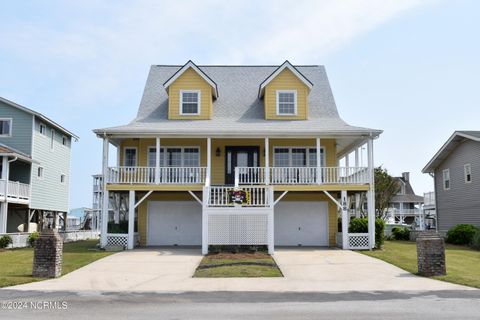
[422,131,480,173]
[163,61,218,98]
[258,61,313,98]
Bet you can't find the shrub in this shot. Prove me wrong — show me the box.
[391,227,410,241]
[0,235,12,248]
[471,230,480,250]
[28,232,39,247]
[446,224,479,245]
[375,218,385,248]
[349,217,368,233]
[348,217,385,248]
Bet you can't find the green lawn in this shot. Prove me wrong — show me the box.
[0,240,113,288]
[361,240,480,288]
[194,252,283,278]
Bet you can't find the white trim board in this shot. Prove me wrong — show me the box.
[163,61,218,98]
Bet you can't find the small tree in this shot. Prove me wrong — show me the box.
[374,166,400,219]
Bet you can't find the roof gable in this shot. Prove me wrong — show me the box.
[163,60,218,98]
[258,60,313,98]
[422,131,480,173]
[0,96,78,140]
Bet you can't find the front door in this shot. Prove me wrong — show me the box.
[225,146,260,185]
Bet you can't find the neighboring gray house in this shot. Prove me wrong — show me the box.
[386,172,425,228]
[422,131,480,233]
[0,97,78,234]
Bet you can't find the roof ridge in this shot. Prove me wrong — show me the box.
[153,64,323,67]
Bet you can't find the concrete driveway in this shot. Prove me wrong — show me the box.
[10,247,472,292]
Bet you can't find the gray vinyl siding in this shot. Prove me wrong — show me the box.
[29,118,72,212]
[434,140,480,233]
[0,100,33,155]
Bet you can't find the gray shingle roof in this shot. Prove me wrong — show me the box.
[94,64,382,137]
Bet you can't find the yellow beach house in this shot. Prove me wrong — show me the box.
[93,60,382,254]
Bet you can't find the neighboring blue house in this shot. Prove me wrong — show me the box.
[0,97,78,234]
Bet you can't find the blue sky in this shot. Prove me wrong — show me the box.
[0,0,479,209]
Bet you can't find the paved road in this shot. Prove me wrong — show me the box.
[1,290,479,319]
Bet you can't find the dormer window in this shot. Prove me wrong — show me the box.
[276,90,297,115]
[180,90,201,115]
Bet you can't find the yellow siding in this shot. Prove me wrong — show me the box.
[168,68,213,119]
[264,68,309,120]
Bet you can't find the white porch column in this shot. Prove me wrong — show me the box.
[316,138,321,184]
[201,186,208,255]
[206,138,211,186]
[265,137,270,185]
[267,187,274,255]
[355,148,359,168]
[100,137,109,247]
[367,138,375,249]
[127,190,135,249]
[0,156,8,233]
[355,193,361,218]
[341,190,349,249]
[155,137,161,184]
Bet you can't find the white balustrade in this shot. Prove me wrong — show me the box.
[207,186,272,207]
[107,167,206,184]
[235,166,369,185]
[0,180,30,201]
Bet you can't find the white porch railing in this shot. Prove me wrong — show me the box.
[235,167,265,185]
[235,167,369,185]
[106,167,207,184]
[0,180,30,201]
[206,186,273,207]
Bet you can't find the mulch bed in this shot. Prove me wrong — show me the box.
[206,252,271,260]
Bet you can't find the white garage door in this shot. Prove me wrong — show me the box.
[147,201,202,246]
[275,201,328,246]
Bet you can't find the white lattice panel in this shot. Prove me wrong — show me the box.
[208,214,269,245]
[106,234,128,247]
[348,233,370,250]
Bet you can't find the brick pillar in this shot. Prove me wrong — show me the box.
[416,231,446,277]
[32,229,63,278]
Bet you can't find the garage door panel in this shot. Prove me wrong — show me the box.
[275,201,328,246]
[147,201,202,246]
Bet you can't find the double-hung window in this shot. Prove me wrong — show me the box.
[124,148,137,167]
[273,147,324,183]
[180,90,201,115]
[148,147,200,183]
[0,119,12,136]
[464,164,472,183]
[276,90,297,115]
[443,169,450,190]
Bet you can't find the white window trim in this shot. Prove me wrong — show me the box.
[62,135,68,147]
[60,173,66,184]
[0,118,12,137]
[443,168,450,190]
[147,146,201,167]
[37,166,44,180]
[39,123,47,135]
[276,90,297,116]
[123,147,138,167]
[179,90,201,115]
[273,146,325,167]
[464,163,472,183]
